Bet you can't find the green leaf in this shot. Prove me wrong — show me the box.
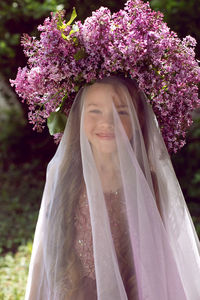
[74,48,87,61]
[47,111,67,135]
[57,15,67,31]
[61,32,68,40]
[57,8,78,40]
[56,93,68,112]
[66,7,77,26]
[74,85,80,92]
[69,26,79,36]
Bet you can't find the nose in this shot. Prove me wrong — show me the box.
[100,111,114,127]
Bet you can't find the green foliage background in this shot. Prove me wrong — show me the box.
[0,0,200,298]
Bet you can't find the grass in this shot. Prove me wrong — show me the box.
[0,243,32,300]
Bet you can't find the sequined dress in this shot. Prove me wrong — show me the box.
[74,189,127,280]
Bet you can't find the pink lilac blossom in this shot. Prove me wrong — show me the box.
[10,0,200,153]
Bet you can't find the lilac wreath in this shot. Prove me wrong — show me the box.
[11,0,200,153]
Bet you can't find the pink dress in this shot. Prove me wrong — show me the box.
[74,189,128,280]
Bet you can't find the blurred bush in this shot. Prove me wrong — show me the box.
[172,118,200,201]
[0,161,43,253]
[150,0,200,58]
[172,117,200,237]
[0,107,56,254]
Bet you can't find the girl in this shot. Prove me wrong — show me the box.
[25,76,200,300]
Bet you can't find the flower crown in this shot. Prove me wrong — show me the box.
[11,0,200,153]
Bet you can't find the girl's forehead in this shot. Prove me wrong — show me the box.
[84,83,126,106]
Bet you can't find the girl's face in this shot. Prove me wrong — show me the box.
[84,83,132,154]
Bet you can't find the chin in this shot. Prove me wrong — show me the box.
[97,142,117,154]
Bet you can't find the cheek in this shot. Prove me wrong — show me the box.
[84,115,96,138]
[121,119,132,140]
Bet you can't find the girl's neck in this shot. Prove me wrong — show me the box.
[93,151,121,193]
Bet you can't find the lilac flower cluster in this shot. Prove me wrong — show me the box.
[10,0,200,152]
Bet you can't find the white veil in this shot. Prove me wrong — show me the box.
[25,76,200,300]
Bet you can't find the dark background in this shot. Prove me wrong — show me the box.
[0,0,200,257]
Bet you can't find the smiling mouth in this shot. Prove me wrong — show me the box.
[96,133,115,140]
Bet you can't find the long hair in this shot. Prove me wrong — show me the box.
[45,76,155,299]
[45,87,85,298]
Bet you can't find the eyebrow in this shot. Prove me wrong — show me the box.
[87,103,99,107]
[116,104,128,108]
[86,103,128,108]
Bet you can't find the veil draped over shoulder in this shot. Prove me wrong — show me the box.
[25,77,200,300]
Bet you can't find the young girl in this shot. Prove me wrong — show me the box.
[25,76,200,300]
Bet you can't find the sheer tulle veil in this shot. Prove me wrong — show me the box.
[25,76,200,300]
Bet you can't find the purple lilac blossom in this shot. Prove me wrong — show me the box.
[10,0,200,153]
